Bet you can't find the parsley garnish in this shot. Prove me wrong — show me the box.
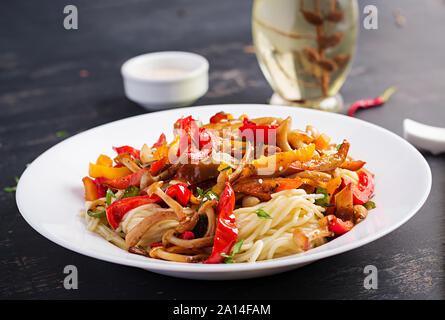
[220,166,232,171]
[197,187,219,209]
[336,142,344,151]
[254,207,272,219]
[4,177,19,193]
[56,130,68,138]
[221,239,244,264]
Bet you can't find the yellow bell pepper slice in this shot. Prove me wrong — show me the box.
[89,163,131,179]
[253,144,315,169]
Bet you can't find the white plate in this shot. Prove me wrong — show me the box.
[16,104,432,280]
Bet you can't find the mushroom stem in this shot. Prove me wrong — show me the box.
[147,181,187,221]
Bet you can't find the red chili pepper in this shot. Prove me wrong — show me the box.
[152,133,166,148]
[93,177,108,198]
[104,168,148,190]
[180,231,195,240]
[238,118,278,145]
[150,158,166,176]
[326,215,353,235]
[342,169,375,205]
[113,145,141,160]
[165,183,191,206]
[204,182,238,264]
[347,86,398,117]
[106,195,158,229]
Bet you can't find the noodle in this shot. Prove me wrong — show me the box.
[233,189,325,262]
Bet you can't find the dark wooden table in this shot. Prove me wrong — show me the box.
[1,0,444,299]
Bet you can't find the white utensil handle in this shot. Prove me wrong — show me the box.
[403,119,445,155]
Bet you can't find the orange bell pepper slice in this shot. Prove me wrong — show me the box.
[96,154,113,167]
[253,144,315,169]
[314,133,331,150]
[82,177,99,201]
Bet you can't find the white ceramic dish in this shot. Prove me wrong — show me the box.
[16,104,431,280]
[121,51,208,110]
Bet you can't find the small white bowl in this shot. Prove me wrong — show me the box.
[121,51,209,110]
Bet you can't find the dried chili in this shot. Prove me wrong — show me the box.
[347,86,398,117]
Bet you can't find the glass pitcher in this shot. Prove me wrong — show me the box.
[252,0,359,112]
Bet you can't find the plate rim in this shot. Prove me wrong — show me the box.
[16,104,432,273]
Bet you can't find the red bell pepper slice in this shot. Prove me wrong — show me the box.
[326,215,353,235]
[342,169,375,205]
[180,231,195,240]
[176,116,216,161]
[106,195,158,229]
[94,177,108,198]
[152,133,166,148]
[204,182,238,264]
[150,158,166,176]
[104,168,148,190]
[113,145,141,160]
[238,118,278,145]
[165,183,191,206]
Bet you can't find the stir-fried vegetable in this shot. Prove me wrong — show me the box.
[204,182,238,264]
[106,196,159,230]
[81,111,376,264]
[113,145,141,160]
[105,168,148,189]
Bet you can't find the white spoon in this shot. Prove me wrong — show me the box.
[403,119,445,155]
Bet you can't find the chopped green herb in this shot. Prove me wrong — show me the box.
[197,187,219,210]
[220,166,232,171]
[336,142,344,151]
[363,201,376,210]
[106,188,115,206]
[314,187,331,207]
[196,120,203,128]
[221,253,235,264]
[231,239,244,255]
[221,238,244,263]
[120,185,140,200]
[4,177,19,193]
[254,207,272,219]
[56,130,68,138]
[196,187,205,198]
[135,159,142,166]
